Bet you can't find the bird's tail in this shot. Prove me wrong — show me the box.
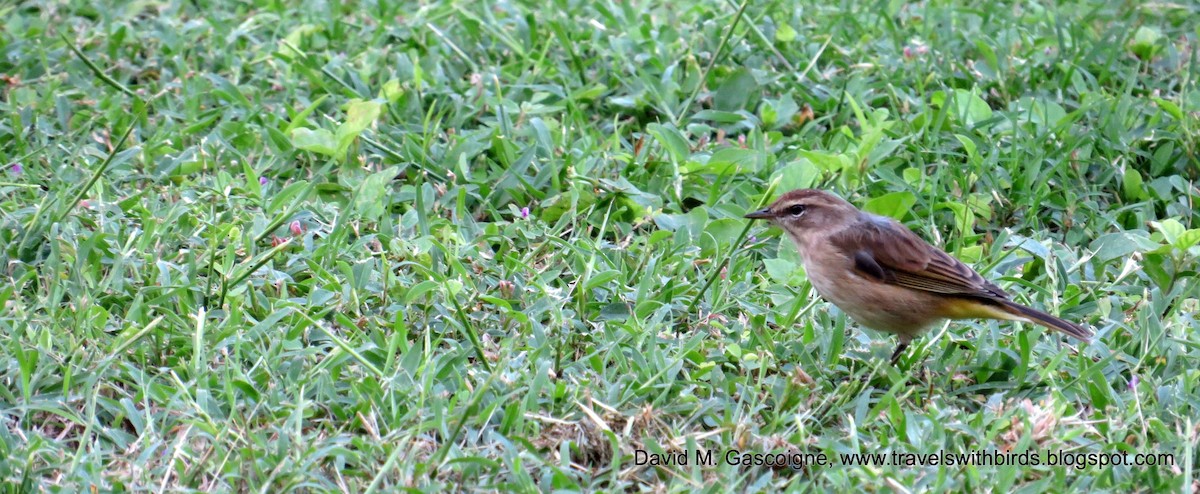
[998,300,1092,341]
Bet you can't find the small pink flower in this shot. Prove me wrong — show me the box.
[290,220,304,236]
[1128,375,1139,390]
[520,207,530,219]
[259,176,268,186]
[497,280,515,298]
[7,163,21,175]
[903,46,914,59]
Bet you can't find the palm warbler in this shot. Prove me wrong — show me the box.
[745,189,1091,363]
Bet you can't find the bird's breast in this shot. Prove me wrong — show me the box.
[800,252,945,336]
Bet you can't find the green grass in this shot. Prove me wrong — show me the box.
[1,0,1198,491]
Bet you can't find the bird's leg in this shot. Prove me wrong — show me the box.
[889,341,910,365]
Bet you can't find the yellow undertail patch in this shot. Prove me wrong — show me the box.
[938,299,1029,322]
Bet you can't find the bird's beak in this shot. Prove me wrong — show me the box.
[744,208,774,220]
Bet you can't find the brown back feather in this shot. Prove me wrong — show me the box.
[830,213,1010,301]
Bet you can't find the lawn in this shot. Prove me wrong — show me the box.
[1,0,1197,491]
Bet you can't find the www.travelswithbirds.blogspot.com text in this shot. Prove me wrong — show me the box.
[633,448,1176,472]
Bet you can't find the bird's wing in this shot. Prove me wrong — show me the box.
[830,214,1010,300]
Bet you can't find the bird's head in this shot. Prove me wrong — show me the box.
[744,189,860,239]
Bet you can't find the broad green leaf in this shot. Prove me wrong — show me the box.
[974,39,999,74]
[1006,235,1050,260]
[283,24,322,47]
[584,270,621,291]
[479,295,512,311]
[777,238,804,267]
[290,127,337,156]
[937,201,976,234]
[1129,26,1163,59]
[714,68,757,112]
[692,110,751,124]
[1177,229,1200,250]
[799,150,850,172]
[598,302,630,321]
[902,167,922,185]
[646,123,691,164]
[1171,229,1200,249]
[1152,98,1183,120]
[726,343,742,359]
[335,99,383,155]
[955,134,978,163]
[686,147,759,174]
[1151,219,1185,246]
[775,160,820,191]
[775,23,797,42]
[353,166,401,222]
[569,84,607,101]
[763,258,801,284]
[444,279,463,299]
[952,89,992,127]
[760,95,798,129]
[699,218,743,256]
[1150,219,1200,250]
[172,150,205,176]
[1122,170,1146,201]
[957,244,984,263]
[653,213,683,231]
[705,218,743,241]
[867,137,903,166]
[1012,97,1066,131]
[380,79,403,103]
[283,94,329,133]
[761,104,778,127]
[541,187,596,224]
[599,177,661,216]
[863,191,917,220]
[1089,231,1161,263]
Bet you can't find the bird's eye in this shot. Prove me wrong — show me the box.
[786,204,807,216]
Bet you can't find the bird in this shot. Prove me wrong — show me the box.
[744,188,1091,363]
